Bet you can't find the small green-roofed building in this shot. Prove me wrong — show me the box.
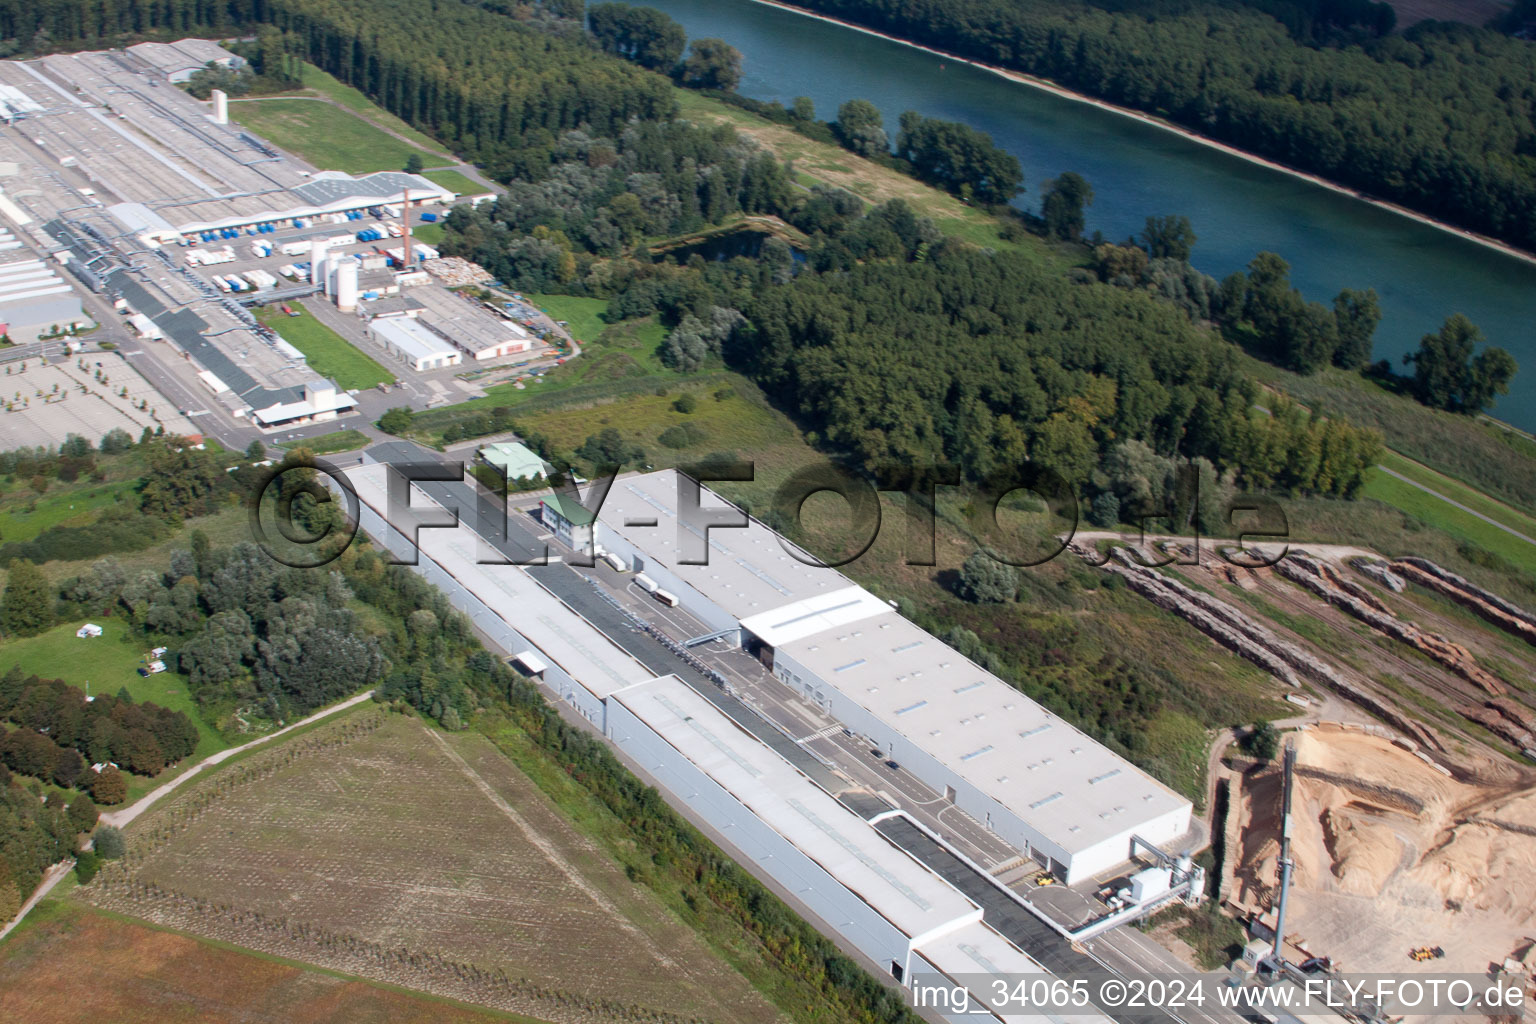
[479,441,550,481]
[540,490,595,549]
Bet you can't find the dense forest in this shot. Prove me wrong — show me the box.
[775,0,1536,250]
[445,160,1384,503]
[8,0,1534,250]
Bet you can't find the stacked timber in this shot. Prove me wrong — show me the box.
[1275,556,1506,697]
[1393,557,1536,648]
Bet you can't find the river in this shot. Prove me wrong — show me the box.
[643,0,1536,431]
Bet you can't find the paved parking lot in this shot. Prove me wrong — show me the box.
[0,354,198,448]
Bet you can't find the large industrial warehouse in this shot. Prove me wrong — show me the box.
[584,470,1193,884]
[344,453,1118,1023]
[0,47,452,244]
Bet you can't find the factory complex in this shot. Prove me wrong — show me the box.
[570,470,1194,885]
[0,48,454,244]
[0,40,472,432]
[343,450,1202,1023]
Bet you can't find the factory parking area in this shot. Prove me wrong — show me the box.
[0,352,198,448]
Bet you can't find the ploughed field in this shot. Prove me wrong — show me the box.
[77,709,782,1024]
[0,902,547,1024]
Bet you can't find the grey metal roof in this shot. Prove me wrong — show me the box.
[109,268,306,407]
[0,294,85,326]
[291,172,446,207]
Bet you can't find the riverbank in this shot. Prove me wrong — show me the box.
[745,0,1536,269]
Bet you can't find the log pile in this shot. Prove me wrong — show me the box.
[1458,702,1536,754]
[1393,557,1536,649]
[1275,555,1506,697]
[1352,558,1405,593]
[1081,544,1442,750]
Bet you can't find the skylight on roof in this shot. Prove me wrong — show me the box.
[1029,792,1063,809]
[895,700,928,716]
[960,745,994,762]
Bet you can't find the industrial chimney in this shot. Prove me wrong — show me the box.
[211,88,228,125]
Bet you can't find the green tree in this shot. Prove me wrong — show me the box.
[790,96,815,121]
[0,871,18,924]
[89,766,127,805]
[895,112,1022,205]
[1040,172,1093,240]
[244,439,266,461]
[74,849,99,883]
[588,3,686,71]
[404,152,424,175]
[138,438,223,522]
[377,406,415,434]
[1407,314,1518,413]
[1140,215,1197,261]
[577,428,645,469]
[67,793,98,833]
[1088,492,1121,528]
[1331,287,1380,369]
[956,551,1017,604]
[1242,722,1280,761]
[677,38,743,91]
[0,558,53,636]
[92,824,126,859]
[834,99,888,157]
[673,393,698,414]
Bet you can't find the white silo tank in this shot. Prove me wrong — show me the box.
[212,88,229,125]
[309,240,328,285]
[336,259,359,312]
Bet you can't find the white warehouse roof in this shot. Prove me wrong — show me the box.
[348,462,655,701]
[776,612,1191,859]
[593,471,1192,869]
[611,675,983,944]
[370,314,460,365]
[738,586,892,647]
[611,675,1111,1024]
[598,472,855,618]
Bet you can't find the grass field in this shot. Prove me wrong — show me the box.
[521,293,609,344]
[0,477,137,544]
[1375,450,1536,541]
[407,222,446,245]
[278,429,372,456]
[295,65,450,158]
[85,712,780,1024]
[421,168,484,195]
[517,379,799,474]
[229,98,436,175]
[1244,357,1536,513]
[1360,465,1536,577]
[0,619,226,762]
[254,302,393,389]
[0,902,550,1024]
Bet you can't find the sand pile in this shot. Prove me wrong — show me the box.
[1319,806,1400,896]
[1233,724,1536,972]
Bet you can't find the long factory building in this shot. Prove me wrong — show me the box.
[0,46,453,243]
[345,454,1112,1024]
[570,470,1193,885]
